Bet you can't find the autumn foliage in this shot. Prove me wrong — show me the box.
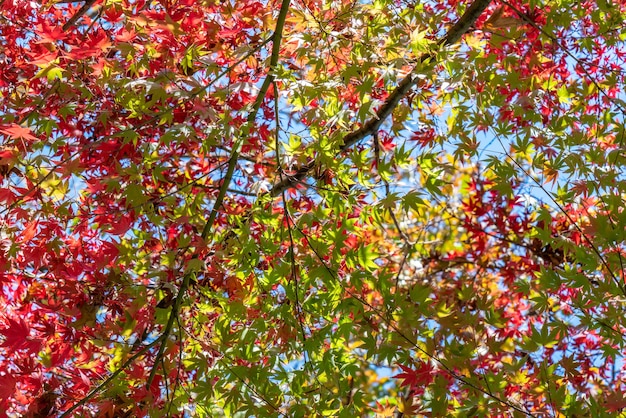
[1,0,626,416]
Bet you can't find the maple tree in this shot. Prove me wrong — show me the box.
[1,0,626,416]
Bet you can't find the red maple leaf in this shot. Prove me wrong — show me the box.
[0,150,16,161]
[116,27,137,43]
[27,48,58,66]
[86,30,112,52]
[393,362,435,393]
[67,31,111,59]
[378,135,396,152]
[0,374,16,401]
[108,214,133,236]
[0,317,40,353]
[20,221,38,243]
[0,189,15,204]
[36,22,66,43]
[605,390,626,412]
[410,127,436,148]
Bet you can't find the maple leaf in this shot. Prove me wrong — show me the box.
[393,362,435,393]
[374,401,396,418]
[108,214,133,236]
[35,22,66,43]
[20,221,38,243]
[0,318,40,353]
[398,397,421,415]
[604,390,626,412]
[0,189,15,204]
[0,149,20,178]
[66,31,111,59]
[378,135,396,152]
[0,150,16,161]
[410,127,436,148]
[27,48,58,67]
[0,124,37,142]
[26,390,56,417]
[86,30,112,52]
[0,374,16,401]
[116,27,138,43]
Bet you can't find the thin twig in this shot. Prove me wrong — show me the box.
[62,0,97,31]
[59,337,162,417]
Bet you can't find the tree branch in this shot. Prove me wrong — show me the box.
[59,337,162,417]
[62,0,97,31]
[146,0,293,391]
[269,0,493,196]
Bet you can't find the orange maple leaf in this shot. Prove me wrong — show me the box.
[21,221,38,243]
[36,22,67,43]
[0,124,37,142]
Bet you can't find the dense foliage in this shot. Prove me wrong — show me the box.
[1,0,626,416]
